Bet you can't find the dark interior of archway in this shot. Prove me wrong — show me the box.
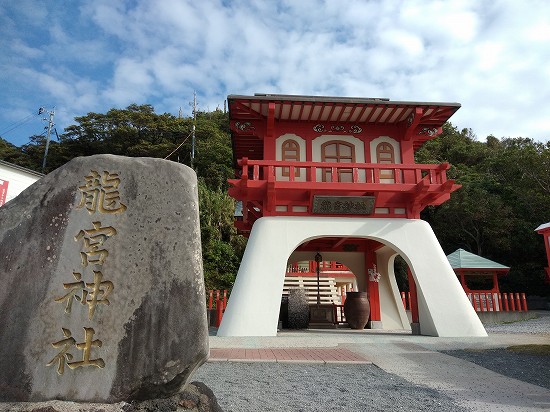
[295,237,381,253]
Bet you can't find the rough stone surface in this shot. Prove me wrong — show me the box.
[287,288,309,329]
[0,382,222,411]
[0,155,209,403]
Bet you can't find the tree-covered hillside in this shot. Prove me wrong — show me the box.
[417,124,550,295]
[1,106,549,295]
[0,104,242,291]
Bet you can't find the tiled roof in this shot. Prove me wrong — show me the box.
[447,248,509,270]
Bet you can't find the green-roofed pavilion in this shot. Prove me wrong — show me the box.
[447,248,509,294]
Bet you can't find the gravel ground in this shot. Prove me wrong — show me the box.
[194,363,468,412]
[442,311,550,391]
[441,347,550,390]
[196,313,550,411]
[483,311,550,334]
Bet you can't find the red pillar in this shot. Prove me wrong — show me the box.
[471,293,478,311]
[503,293,509,311]
[366,250,381,324]
[521,293,528,311]
[459,271,467,291]
[368,281,381,322]
[515,293,522,312]
[492,273,500,293]
[480,294,487,312]
[216,299,223,327]
[509,293,516,311]
[407,268,419,323]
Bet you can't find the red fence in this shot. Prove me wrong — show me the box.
[401,291,528,312]
[237,158,451,186]
[207,289,228,327]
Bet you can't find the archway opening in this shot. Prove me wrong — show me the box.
[278,236,412,332]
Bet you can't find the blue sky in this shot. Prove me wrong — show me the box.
[1,0,549,147]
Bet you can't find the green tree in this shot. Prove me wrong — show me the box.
[192,110,233,190]
[198,179,246,290]
[61,104,191,162]
[0,137,33,167]
[419,126,550,296]
[2,105,243,291]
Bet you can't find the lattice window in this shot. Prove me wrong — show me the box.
[282,139,300,177]
[376,142,395,180]
[321,141,355,182]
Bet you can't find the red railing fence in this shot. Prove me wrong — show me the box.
[207,289,228,327]
[400,291,528,312]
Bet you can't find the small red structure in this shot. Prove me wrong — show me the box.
[535,222,550,284]
[447,249,527,312]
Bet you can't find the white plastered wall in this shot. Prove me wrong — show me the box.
[375,245,411,330]
[218,216,487,337]
[0,163,42,204]
[370,136,401,185]
[369,136,401,164]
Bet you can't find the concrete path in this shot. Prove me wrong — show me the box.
[352,340,550,412]
[208,328,550,411]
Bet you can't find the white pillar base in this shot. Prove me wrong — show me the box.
[217,217,487,338]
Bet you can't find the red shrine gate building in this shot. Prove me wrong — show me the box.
[218,94,486,337]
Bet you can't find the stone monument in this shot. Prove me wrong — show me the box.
[0,155,209,403]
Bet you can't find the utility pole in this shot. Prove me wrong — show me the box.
[191,92,196,169]
[40,107,55,173]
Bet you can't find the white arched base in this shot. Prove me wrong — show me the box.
[217,217,487,338]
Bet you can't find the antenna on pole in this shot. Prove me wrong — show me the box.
[191,91,196,169]
[41,107,55,173]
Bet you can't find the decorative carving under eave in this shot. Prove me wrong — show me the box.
[313,124,363,134]
[407,112,415,127]
[235,121,255,132]
[417,127,438,136]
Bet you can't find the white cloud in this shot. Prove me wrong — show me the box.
[1,0,549,145]
[103,58,155,105]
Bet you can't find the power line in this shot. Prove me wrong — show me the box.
[0,113,38,136]
[164,131,193,160]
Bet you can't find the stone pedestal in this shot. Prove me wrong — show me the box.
[309,305,336,328]
[368,320,383,329]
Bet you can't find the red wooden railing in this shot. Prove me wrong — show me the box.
[207,289,228,327]
[286,261,351,274]
[236,158,451,186]
[401,291,528,312]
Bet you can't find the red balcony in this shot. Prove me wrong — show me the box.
[229,158,460,233]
